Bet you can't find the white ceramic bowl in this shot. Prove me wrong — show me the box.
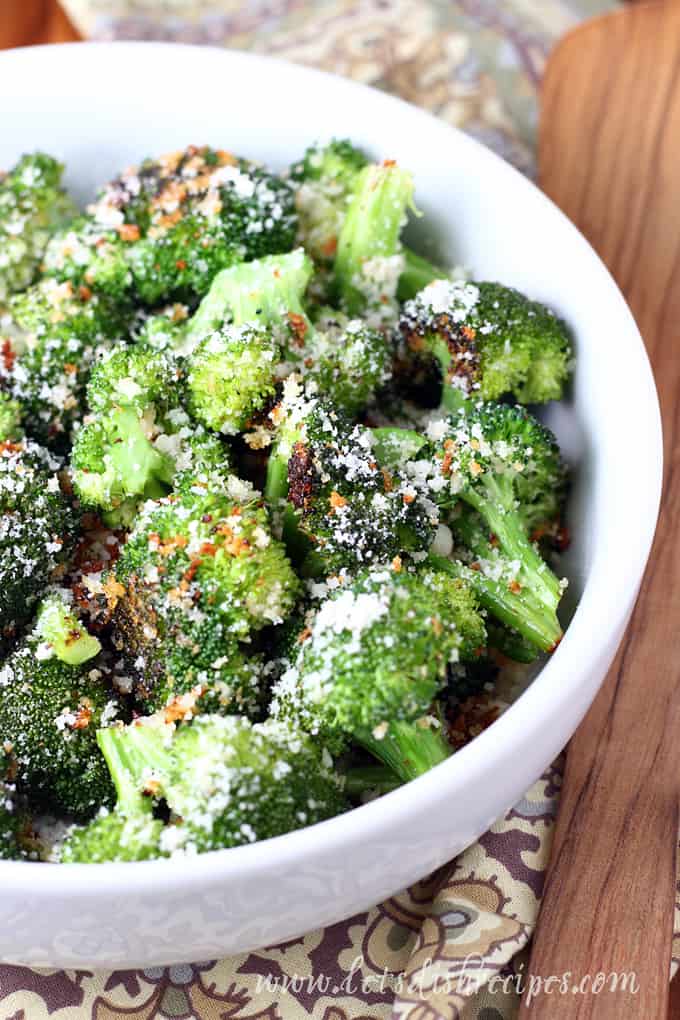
[0,42,662,969]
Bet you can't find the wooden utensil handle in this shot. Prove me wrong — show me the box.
[519,3,680,1015]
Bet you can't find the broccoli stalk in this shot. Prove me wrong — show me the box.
[397,248,447,302]
[333,161,415,319]
[60,723,168,863]
[354,718,452,782]
[36,594,102,666]
[343,763,401,797]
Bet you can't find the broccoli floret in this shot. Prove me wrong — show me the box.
[273,567,485,781]
[398,279,572,406]
[290,139,368,265]
[0,393,23,441]
[43,215,131,301]
[0,440,79,651]
[264,377,436,575]
[186,249,391,418]
[45,147,297,306]
[70,345,232,522]
[0,600,118,818]
[0,153,77,303]
[414,404,567,651]
[0,279,128,446]
[333,161,414,323]
[187,324,278,435]
[109,485,299,710]
[60,722,168,863]
[289,141,442,306]
[135,304,190,352]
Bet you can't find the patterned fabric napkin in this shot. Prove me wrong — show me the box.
[1,1,656,1018]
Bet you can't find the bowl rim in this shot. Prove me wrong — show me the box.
[0,40,663,892]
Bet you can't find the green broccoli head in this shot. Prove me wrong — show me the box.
[0,606,118,818]
[0,439,79,652]
[0,279,128,446]
[60,809,165,863]
[86,343,174,415]
[135,304,190,352]
[296,310,392,416]
[0,153,77,303]
[162,715,347,854]
[272,567,476,779]
[398,279,572,406]
[187,323,277,435]
[289,139,368,265]
[46,147,297,307]
[0,393,23,442]
[423,402,566,535]
[268,377,437,575]
[185,247,313,351]
[42,215,131,301]
[110,484,299,710]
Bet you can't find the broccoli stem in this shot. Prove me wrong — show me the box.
[397,248,447,302]
[97,725,170,817]
[264,450,290,506]
[463,476,562,607]
[370,426,428,468]
[344,764,401,796]
[109,407,174,499]
[354,718,452,783]
[428,553,562,653]
[334,162,415,315]
[187,250,313,344]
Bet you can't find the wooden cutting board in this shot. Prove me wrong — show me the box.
[520,2,680,1016]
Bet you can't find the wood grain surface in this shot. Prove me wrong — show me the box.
[0,1,80,48]
[520,2,680,1016]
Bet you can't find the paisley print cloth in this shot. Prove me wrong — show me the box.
[3,1,655,1018]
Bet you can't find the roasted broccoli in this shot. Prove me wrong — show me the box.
[186,249,391,419]
[60,721,167,863]
[0,279,128,446]
[264,377,437,575]
[0,751,30,860]
[0,153,77,303]
[0,439,79,652]
[109,484,298,711]
[44,146,297,306]
[333,160,415,323]
[62,714,346,860]
[273,567,485,781]
[71,344,231,524]
[397,279,572,406]
[413,404,567,651]
[0,596,117,818]
[290,140,444,305]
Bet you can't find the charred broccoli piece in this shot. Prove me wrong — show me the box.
[398,279,572,407]
[0,597,117,818]
[0,153,77,303]
[264,377,436,575]
[0,440,78,652]
[110,484,299,711]
[273,567,485,781]
[44,146,297,306]
[0,279,128,446]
